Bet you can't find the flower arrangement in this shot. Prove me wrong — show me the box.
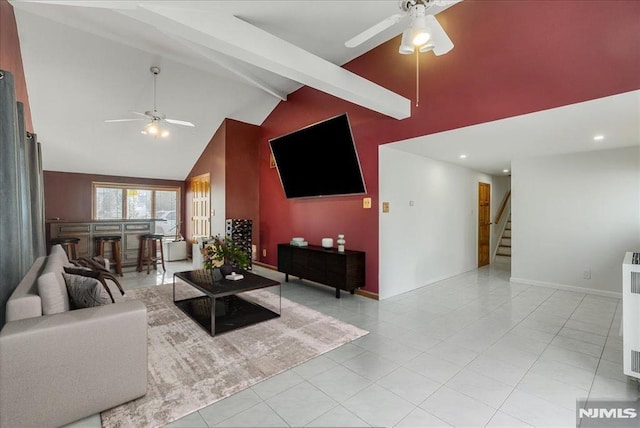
[201,235,250,271]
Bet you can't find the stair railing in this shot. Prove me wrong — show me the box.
[494,190,511,225]
[492,190,511,261]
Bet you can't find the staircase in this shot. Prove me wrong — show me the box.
[496,215,511,258]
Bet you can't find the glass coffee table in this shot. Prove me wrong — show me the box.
[173,269,281,336]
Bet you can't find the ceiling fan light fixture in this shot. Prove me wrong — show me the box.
[411,16,431,46]
[399,29,415,54]
[106,66,194,137]
[409,5,432,46]
[419,39,436,53]
[412,30,431,46]
[145,122,159,136]
[142,119,170,138]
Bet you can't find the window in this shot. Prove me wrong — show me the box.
[95,187,123,219]
[93,182,181,236]
[126,189,152,219]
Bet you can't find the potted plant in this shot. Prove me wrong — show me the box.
[201,235,250,275]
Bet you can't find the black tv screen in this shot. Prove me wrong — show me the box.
[269,113,366,199]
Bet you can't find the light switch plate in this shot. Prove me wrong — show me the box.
[363,197,372,209]
[382,202,390,213]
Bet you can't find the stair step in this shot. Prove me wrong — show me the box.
[499,244,512,248]
[497,246,511,256]
[496,253,512,257]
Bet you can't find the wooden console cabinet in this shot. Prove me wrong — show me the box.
[277,244,365,298]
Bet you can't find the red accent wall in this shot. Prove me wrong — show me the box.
[43,171,186,223]
[259,0,640,294]
[225,119,260,230]
[0,0,32,132]
[186,118,261,245]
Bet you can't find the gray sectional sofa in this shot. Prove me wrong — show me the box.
[0,245,148,428]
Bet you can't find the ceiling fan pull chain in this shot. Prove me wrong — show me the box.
[416,49,420,107]
[153,71,157,112]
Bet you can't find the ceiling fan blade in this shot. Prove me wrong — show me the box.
[345,13,404,48]
[131,111,151,118]
[104,118,146,123]
[165,118,195,127]
[432,0,461,6]
[427,15,454,56]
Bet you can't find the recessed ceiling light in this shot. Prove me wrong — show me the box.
[503,169,509,173]
[459,154,467,159]
[593,135,605,141]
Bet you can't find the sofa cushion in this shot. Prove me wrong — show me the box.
[50,244,70,265]
[63,273,113,309]
[37,272,71,315]
[43,253,68,275]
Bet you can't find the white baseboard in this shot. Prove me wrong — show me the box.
[510,277,621,299]
[422,268,477,287]
[379,266,477,300]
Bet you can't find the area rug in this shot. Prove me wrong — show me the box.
[100,282,368,428]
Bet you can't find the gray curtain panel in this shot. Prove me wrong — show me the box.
[0,70,45,327]
[0,70,24,326]
[16,102,34,266]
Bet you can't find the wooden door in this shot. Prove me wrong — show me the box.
[189,173,211,240]
[478,182,491,267]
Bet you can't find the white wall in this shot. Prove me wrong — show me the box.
[511,146,640,297]
[379,146,495,299]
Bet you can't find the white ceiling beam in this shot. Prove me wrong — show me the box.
[12,0,411,119]
[127,4,411,120]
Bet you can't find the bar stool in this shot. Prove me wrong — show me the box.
[94,235,123,277]
[137,234,166,274]
[51,237,80,261]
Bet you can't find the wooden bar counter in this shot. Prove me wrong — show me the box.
[47,219,162,267]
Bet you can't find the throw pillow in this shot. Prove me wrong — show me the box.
[63,266,121,301]
[63,273,114,309]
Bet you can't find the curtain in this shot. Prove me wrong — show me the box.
[0,70,45,326]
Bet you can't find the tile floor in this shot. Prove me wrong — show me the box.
[65,259,639,428]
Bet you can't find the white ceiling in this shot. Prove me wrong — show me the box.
[10,0,640,181]
[389,90,640,175]
[12,0,439,179]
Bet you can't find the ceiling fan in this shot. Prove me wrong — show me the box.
[345,0,456,56]
[105,66,195,138]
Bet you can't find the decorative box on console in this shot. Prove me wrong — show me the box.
[290,237,308,247]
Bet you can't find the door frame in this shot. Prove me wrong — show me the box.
[187,172,211,242]
[478,181,491,267]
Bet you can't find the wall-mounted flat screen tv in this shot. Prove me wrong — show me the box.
[269,113,366,199]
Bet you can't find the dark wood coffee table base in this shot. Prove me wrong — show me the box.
[175,295,280,336]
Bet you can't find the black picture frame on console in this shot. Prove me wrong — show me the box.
[269,113,367,199]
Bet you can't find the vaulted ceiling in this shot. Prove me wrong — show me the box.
[12,0,457,179]
[10,0,640,179]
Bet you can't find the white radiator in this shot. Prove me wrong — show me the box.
[623,252,640,379]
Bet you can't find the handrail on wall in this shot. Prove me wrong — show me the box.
[494,190,511,224]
